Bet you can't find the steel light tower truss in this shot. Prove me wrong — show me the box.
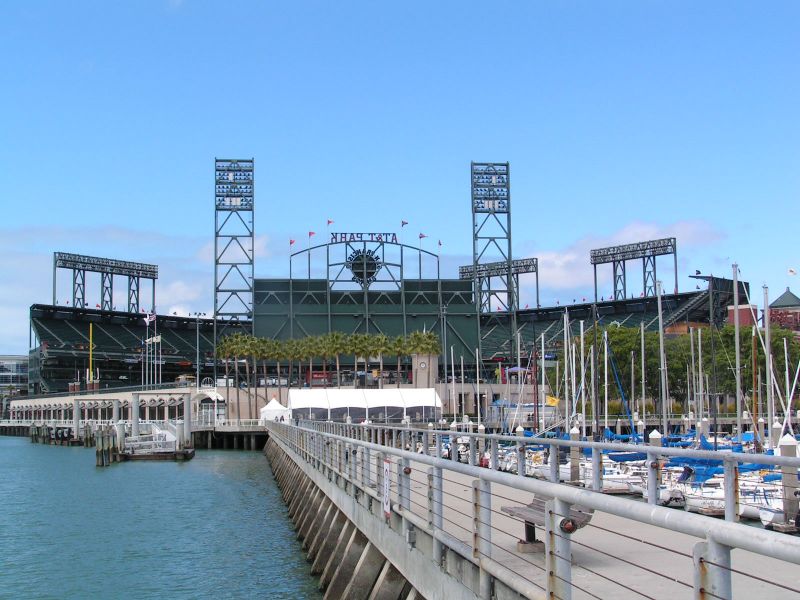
[459,257,539,310]
[52,252,158,312]
[214,158,254,344]
[590,237,678,301]
[470,161,517,364]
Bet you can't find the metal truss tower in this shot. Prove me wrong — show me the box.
[470,162,517,364]
[214,158,254,352]
[590,237,678,301]
[53,252,157,313]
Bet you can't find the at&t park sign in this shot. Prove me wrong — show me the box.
[329,232,398,244]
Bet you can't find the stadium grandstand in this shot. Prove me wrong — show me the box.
[26,159,747,396]
[28,304,219,394]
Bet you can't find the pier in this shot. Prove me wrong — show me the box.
[264,420,800,600]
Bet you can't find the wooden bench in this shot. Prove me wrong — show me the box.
[501,495,593,550]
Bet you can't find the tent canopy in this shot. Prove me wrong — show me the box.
[260,398,291,422]
[287,388,441,422]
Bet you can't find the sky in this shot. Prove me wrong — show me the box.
[1,1,798,354]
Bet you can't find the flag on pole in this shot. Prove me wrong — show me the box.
[308,231,316,237]
[546,395,560,407]
[289,239,296,246]
[144,313,156,324]
[437,240,442,247]
[401,220,408,227]
[789,267,798,276]
[418,233,427,239]
[327,219,334,226]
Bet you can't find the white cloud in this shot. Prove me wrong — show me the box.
[518,219,723,306]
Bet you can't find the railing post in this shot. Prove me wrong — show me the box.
[472,479,492,599]
[647,430,662,505]
[550,443,559,483]
[545,498,572,600]
[376,450,384,497]
[490,437,498,470]
[516,426,526,478]
[591,446,603,492]
[431,464,443,565]
[569,427,580,483]
[723,456,739,522]
[780,434,799,531]
[693,537,732,600]
[469,432,477,466]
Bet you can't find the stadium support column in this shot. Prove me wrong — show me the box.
[213,158,255,383]
[470,162,514,365]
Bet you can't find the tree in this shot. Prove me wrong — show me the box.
[406,331,427,388]
[390,335,409,388]
[422,331,440,388]
[370,334,390,388]
[325,332,347,388]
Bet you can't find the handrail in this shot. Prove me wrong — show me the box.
[268,420,800,599]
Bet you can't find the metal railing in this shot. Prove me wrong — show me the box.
[267,420,800,600]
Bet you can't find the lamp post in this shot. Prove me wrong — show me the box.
[190,312,206,391]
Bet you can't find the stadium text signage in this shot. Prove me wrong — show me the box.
[330,232,398,244]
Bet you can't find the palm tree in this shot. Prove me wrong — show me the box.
[349,333,371,388]
[422,331,440,388]
[243,334,257,419]
[221,333,243,425]
[285,339,303,389]
[272,339,287,401]
[406,331,427,388]
[371,334,390,389]
[327,331,347,388]
[390,335,408,387]
[304,336,322,388]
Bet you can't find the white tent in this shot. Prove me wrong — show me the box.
[260,398,291,423]
[287,388,441,422]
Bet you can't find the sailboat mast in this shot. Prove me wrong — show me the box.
[603,329,608,429]
[698,329,704,422]
[656,280,668,435]
[641,321,646,427]
[764,285,774,448]
[689,327,696,419]
[733,263,743,438]
[580,320,586,437]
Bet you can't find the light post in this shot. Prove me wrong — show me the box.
[190,312,206,392]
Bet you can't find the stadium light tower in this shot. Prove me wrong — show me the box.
[214,159,254,379]
[470,162,517,365]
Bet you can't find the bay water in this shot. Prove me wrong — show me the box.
[0,436,321,599]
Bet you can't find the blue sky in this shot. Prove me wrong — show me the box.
[1,1,798,353]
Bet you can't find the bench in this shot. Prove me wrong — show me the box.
[501,495,593,551]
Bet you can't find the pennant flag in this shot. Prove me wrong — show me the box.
[308,231,316,237]
[327,219,334,226]
[437,240,442,246]
[545,395,560,407]
[524,304,529,309]
[401,220,408,227]
[289,239,296,246]
[790,267,798,276]
[419,233,427,239]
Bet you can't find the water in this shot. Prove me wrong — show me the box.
[0,437,321,599]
